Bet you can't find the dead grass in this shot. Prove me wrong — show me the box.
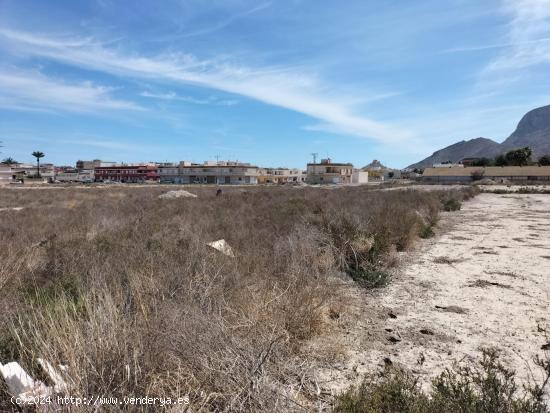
[433,256,464,265]
[434,305,468,314]
[0,185,476,411]
[467,279,512,289]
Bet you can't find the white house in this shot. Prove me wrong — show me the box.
[0,165,13,185]
[351,170,369,184]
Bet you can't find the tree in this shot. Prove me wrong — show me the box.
[1,157,17,165]
[32,151,45,178]
[539,155,550,166]
[494,154,507,166]
[471,157,493,167]
[504,147,532,166]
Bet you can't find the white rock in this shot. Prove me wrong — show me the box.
[207,239,235,257]
[0,207,24,212]
[158,190,197,199]
[0,361,52,403]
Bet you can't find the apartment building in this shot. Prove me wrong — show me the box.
[94,165,159,183]
[76,159,117,170]
[159,161,259,184]
[306,159,354,184]
[158,163,181,183]
[257,168,305,184]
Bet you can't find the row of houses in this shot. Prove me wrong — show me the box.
[0,163,57,183]
[95,159,368,185]
[0,158,370,186]
[422,165,550,183]
[5,158,550,186]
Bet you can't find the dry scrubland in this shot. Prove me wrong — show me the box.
[3,184,543,412]
[0,185,473,411]
[327,192,550,413]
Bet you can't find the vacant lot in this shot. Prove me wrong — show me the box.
[0,184,477,411]
[314,192,550,400]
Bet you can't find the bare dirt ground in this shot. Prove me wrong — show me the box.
[312,192,550,398]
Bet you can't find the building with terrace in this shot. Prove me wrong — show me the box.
[306,158,355,184]
[159,161,259,184]
[94,165,159,183]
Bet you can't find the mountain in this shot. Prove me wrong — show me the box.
[407,138,502,169]
[501,105,550,157]
[408,105,550,169]
[362,159,387,170]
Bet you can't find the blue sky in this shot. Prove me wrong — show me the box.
[1,0,550,168]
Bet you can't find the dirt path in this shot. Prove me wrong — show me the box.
[314,193,550,398]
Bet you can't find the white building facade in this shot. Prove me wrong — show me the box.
[159,161,259,184]
[0,165,13,185]
[55,170,95,183]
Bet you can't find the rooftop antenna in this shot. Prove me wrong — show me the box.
[310,152,318,164]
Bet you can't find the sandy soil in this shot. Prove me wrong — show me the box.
[313,193,550,398]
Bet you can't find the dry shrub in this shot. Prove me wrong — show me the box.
[336,349,550,413]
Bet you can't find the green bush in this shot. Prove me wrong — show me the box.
[443,198,461,212]
[336,369,428,413]
[348,268,391,289]
[336,349,550,413]
[419,224,435,239]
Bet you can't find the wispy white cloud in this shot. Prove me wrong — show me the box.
[57,138,133,150]
[443,37,550,53]
[140,90,238,106]
[0,27,410,143]
[0,68,142,113]
[485,0,550,71]
[176,2,272,38]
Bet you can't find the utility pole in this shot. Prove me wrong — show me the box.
[214,154,221,184]
[310,152,318,164]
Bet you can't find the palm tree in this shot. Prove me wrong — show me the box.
[1,157,17,165]
[32,151,45,178]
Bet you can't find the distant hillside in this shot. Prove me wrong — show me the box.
[362,159,387,170]
[501,105,550,157]
[408,138,502,169]
[408,105,550,169]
